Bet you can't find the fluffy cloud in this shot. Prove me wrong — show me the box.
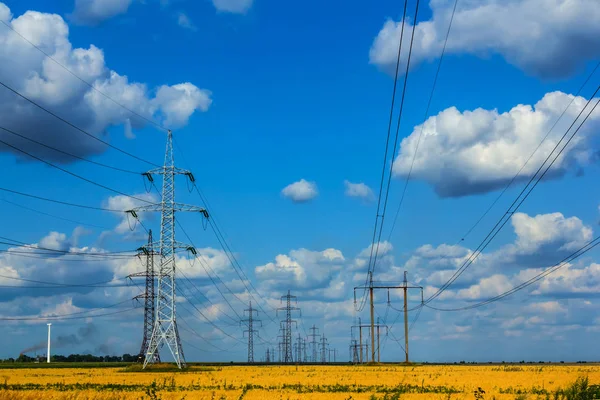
[212,0,253,14]
[418,211,597,304]
[0,3,211,162]
[369,0,600,78]
[511,212,592,253]
[344,180,374,201]
[281,179,318,203]
[177,12,197,31]
[392,91,600,197]
[103,193,158,234]
[255,248,345,290]
[39,231,72,252]
[70,0,133,25]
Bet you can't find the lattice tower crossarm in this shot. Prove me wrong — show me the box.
[128,130,208,369]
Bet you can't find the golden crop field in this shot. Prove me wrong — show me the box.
[0,364,599,399]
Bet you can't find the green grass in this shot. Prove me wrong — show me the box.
[0,362,132,369]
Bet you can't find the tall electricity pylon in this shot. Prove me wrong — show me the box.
[294,333,303,363]
[129,130,208,369]
[130,230,160,363]
[242,302,261,363]
[320,334,328,363]
[309,325,319,362]
[277,290,300,363]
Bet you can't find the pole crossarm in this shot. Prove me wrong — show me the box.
[353,272,424,363]
[128,203,208,216]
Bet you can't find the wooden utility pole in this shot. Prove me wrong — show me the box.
[351,321,387,363]
[354,271,423,363]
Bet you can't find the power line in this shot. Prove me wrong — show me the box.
[371,0,421,279]
[0,133,153,204]
[0,299,136,321]
[0,307,137,321]
[0,198,109,230]
[176,285,244,344]
[426,84,600,304]
[360,0,411,312]
[172,136,278,321]
[0,272,138,287]
[0,185,123,212]
[452,60,600,246]
[0,125,140,174]
[0,80,160,167]
[0,236,137,257]
[191,182,278,322]
[177,268,240,323]
[426,235,600,312]
[386,0,459,240]
[0,19,168,133]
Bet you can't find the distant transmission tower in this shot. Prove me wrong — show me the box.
[130,230,160,363]
[309,325,319,362]
[242,302,261,363]
[129,130,208,369]
[265,348,271,363]
[350,339,359,363]
[295,333,303,363]
[277,290,300,363]
[320,334,327,363]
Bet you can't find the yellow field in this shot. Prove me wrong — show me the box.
[0,364,599,399]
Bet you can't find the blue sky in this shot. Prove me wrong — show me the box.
[0,0,600,363]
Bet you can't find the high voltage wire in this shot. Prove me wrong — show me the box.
[451,60,600,246]
[426,84,600,304]
[360,0,421,313]
[0,236,138,257]
[191,182,278,323]
[0,186,123,211]
[171,136,277,322]
[426,235,600,312]
[0,134,154,204]
[175,285,244,344]
[147,179,248,318]
[0,19,168,133]
[0,307,137,321]
[177,268,240,324]
[0,198,110,230]
[0,80,161,168]
[0,272,140,287]
[362,0,410,309]
[0,125,140,175]
[0,299,136,321]
[386,0,459,241]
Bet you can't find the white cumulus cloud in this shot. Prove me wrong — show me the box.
[369,0,600,78]
[177,12,197,31]
[392,91,600,197]
[281,179,318,203]
[0,3,212,162]
[344,180,374,201]
[71,0,133,25]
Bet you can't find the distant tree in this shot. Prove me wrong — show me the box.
[16,354,34,363]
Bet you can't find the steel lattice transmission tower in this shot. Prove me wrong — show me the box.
[277,290,300,363]
[241,302,261,363]
[129,130,208,369]
[320,334,328,363]
[130,230,160,363]
[309,325,319,362]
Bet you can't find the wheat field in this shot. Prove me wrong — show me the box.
[0,364,598,399]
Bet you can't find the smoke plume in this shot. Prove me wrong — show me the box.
[20,323,99,355]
